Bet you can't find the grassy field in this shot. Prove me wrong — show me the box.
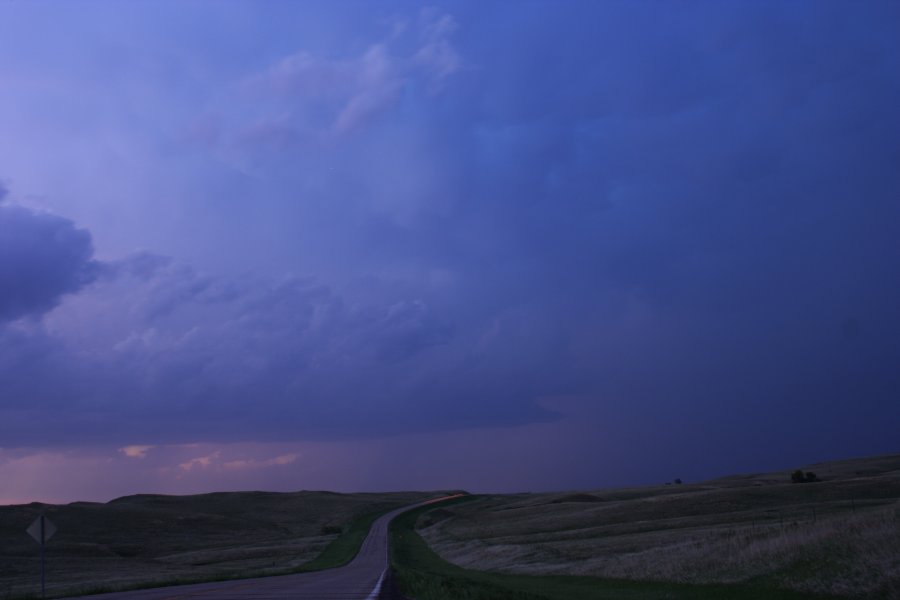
[413,454,900,599]
[0,490,433,599]
[390,498,835,600]
[3,454,897,599]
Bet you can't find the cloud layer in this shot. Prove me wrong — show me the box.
[0,1,898,499]
[2,243,561,447]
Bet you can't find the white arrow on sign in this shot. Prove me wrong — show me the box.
[27,515,57,544]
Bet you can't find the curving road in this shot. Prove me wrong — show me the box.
[67,496,460,600]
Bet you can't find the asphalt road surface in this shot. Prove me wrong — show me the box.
[67,496,460,600]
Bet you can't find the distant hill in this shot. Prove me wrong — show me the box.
[0,490,434,599]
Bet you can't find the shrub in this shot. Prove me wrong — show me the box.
[791,469,820,483]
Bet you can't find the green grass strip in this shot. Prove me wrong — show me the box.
[297,508,387,572]
[389,498,841,600]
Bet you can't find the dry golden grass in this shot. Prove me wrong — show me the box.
[420,454,900,599]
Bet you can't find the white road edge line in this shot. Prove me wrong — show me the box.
[365,568,388,600]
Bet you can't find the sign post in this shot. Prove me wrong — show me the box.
[27,514,56,599]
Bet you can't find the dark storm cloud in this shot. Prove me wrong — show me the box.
[359,299,453,362]
[0,202,100,322]
[285,0,900,467]
[497,3,900,464]
[1,1,898,482]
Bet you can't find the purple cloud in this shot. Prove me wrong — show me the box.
[1,250,559,448]
[0,202,100,322]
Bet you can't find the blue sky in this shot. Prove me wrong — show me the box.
[1,0,899,503]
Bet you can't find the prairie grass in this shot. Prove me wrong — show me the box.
[391,498,831,600]
[420,454,900,599]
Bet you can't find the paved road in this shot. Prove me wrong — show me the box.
[67,496,460,600]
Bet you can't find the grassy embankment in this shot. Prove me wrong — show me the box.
[0,490,432,599]
[392,454,900,600]
[296,507,385,572]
